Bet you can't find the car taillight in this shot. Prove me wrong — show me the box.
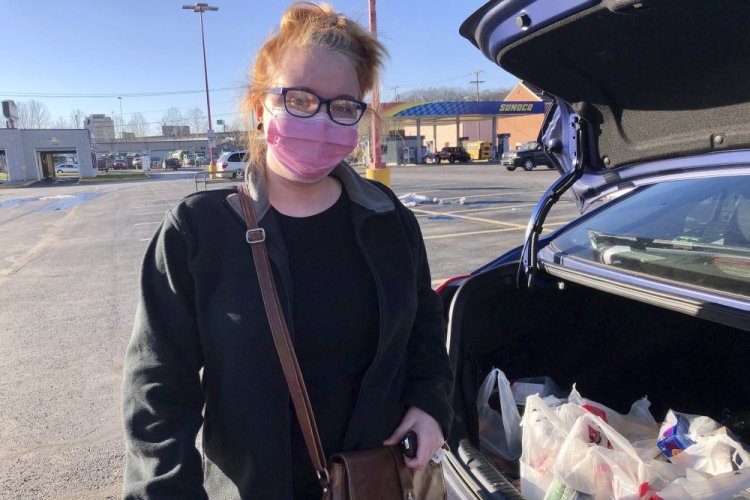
[221,162,228,169]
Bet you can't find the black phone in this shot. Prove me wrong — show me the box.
[400,431,418,459]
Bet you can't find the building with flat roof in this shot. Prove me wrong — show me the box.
[0,128,96,182]
[84,114,115,143]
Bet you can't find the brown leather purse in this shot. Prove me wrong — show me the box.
[237,183,447,499]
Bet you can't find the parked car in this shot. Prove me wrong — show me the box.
[183,154,197,166]
[132,157,142,169]
[216,150,248,178]
[96,157,112,171]
[435,146,471,164]
[501,141,554,171]
[430,1,750,498]
[162,157,182,170]
[112,158,127,169]
[54,163,79,174]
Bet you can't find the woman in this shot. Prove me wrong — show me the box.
[122,3,453,498]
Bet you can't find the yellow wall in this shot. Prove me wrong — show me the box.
[402,119,494,151]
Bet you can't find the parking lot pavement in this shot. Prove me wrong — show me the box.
[386,164,579,283]
[0,165,578,497]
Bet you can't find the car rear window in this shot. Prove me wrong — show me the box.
[550,175,750,298]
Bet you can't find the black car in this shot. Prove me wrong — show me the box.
[501,141,554,171]
[431,1,750,499]
[436,146,471,164]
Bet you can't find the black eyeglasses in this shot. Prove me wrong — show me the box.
[266,87,367,126]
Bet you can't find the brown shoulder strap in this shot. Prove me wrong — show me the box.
[236,183,331,491]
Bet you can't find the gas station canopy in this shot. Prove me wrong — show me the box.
[382,100,545,125]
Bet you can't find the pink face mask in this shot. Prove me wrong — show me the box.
[266,108,358,182]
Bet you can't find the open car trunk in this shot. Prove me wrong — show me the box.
[444,262,750,496]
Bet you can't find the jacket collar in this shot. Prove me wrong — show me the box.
[225,162,394,224]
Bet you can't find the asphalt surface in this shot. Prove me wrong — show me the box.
[0,164,580,498]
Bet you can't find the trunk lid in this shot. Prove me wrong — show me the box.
[461,0,750,180]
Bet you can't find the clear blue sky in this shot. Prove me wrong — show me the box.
[1,0,518,131]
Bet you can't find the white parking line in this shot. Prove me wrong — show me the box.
[424,227,522,240]
[410,207,527,229]
[134,221,161,226]
[131,211,168,216]
[414,203,539,217]
[422,221,568,241]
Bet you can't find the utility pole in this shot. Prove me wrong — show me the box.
[470,70,485,101]
[392,85,399,102]
[470,70,485,141]
[366,0,389,186]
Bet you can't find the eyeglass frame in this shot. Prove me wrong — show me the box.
[265,87,368,126]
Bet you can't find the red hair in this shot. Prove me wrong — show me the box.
[242,2,387,169]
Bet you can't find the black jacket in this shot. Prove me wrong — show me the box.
[122,164,454,499]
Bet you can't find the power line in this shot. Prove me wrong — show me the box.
[44,100,240,122]
[392,72,474,91]
[0,86,247,99]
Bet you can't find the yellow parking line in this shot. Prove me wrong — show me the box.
[411,207,526,229]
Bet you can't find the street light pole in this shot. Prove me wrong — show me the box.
[183,3,219,172]
[118,96,123,139]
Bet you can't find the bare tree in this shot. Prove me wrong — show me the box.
[186,107,207,133]
[112,114,124,138]
[161,107,185,128]
[17,100,51,128]
[127,112,150,137]
[53,116,71,128]
[219,118,250,150]
[70,109,85,128]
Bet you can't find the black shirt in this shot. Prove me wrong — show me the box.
[272,190,380,498]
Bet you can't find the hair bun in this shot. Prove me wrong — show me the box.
[279,2,336,33]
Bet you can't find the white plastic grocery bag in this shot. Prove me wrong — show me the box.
[520,394,573,500]
[550,413,654,499]
[655,468,750,499]
[566,386,661,460]
[477,368,522,460]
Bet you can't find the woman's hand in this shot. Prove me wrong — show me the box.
[383,406,444,469]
